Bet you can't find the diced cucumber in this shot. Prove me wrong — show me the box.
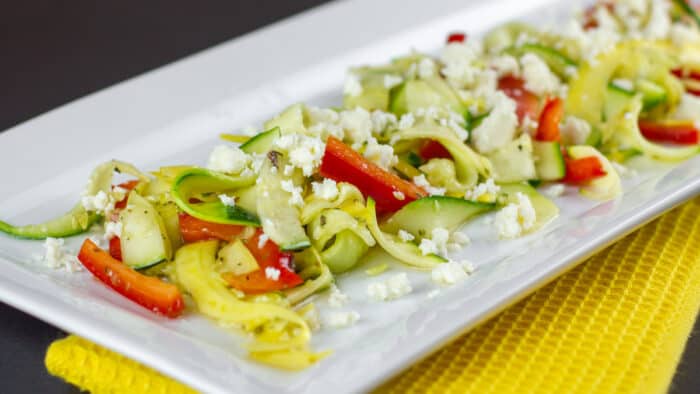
[635,79,667,110]
[364,198,446,269]
[506,43,577,79]
[486,134,537,183]
[389,78,463,116]
[217,239,259,276]
[119,192,171,269]
[256,153,311,251]
[604,83,635,122]
[263,103,306,135]
[171,168,259,226]
[381,196,495,238]
[239,127,281,154]
[498,183,559,232]
[533,141,566,181]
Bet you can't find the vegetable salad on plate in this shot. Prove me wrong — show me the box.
[2,0,700,370]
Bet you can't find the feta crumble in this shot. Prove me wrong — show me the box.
[451,232,471,246]
[471,91,519,153]
[417,57,436,79]
[520,53,562,96]
[398,230,415,242]
[367,273,413,301]
[398,113,415,130]
[418,228,449,256]
[490,55,520,77]
[328,284,349,308]
[670,23,700,47]
[340,107,373,148]
[218,194,236,207]
[265,267,281,281]
[441,41,483,88]
[103,221,122,240]
[560,116,592,146]
[280,180,304,207]
[370,110,397,133]
[42,238,82,272]
[413,174,446,196]
[643,0,671,40]
[431,260,474,286]
[311,179,339,201]
[419,238,438,256]
[81,190,115,216]
[207,145,251,174]
[363,138,398,170]
[393,191,405,201]
[326,311,360,329]
[464,178,500,203]
[495,192,537,239]
[274,134,326,176]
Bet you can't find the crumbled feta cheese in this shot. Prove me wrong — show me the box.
[451,232,471,246]
[413,174,446,196]
[307,105,340,124]
[464,178,501,203]
[398,113,415,130]
[441,41,483,88]
[344,73,363,97]
[370,110,397,133]
[81,190,115,215]
[103,221,122,240]
[274,134,326,176]
[384,74,403,89]
[522,115,539,136]
[363,138,398,170]
[393,191,405,201]
[326,311,360,328]
[431,260,474,286]
[417,57,436,79]
[644,0,671,39]
[367,273,413,301]
[218,194,236,207]
[419,238,438,256]
[327,284,349,308]
[520,53,562,96]
[311,179,339,201]
[543,184,566,198]
[265,267,281,281]
[471,91,519,153]
[490,55,520,77]
[495,192,537,239]
[280,180,304,207]
[340,107,373,147]
[42,238,82,272]
[670,23,700,47]
[431,228,450,256]
[398,230,415,242]
[258,233,269,249]
[207,145,251,174]
[593,5,620,31]
[560,116,592,146]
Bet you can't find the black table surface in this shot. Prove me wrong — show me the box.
[1,1,699,393]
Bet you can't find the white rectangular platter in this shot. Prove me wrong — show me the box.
[1,0,699,393]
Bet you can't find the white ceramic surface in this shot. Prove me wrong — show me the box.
[1,0,699,393]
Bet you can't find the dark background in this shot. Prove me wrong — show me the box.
[0,1,698,393]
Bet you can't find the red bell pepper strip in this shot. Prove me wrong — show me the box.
[113,180,140,210]
[178,213,247,243]
[319,136,427,214]
[535,97,564,142]
[638,120,700,145]
[77,239,184,318]
[221,229,303,294]
[419,140,452,160]
[563,156,607,183]
[109,236,122,261]
[447,32,466,43]
[498,76,540,123]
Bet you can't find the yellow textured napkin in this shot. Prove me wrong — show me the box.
[46,197,700,394]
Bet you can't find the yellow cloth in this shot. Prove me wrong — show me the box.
[46,197,700,394]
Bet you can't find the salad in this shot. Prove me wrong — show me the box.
[2,0,700,370]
